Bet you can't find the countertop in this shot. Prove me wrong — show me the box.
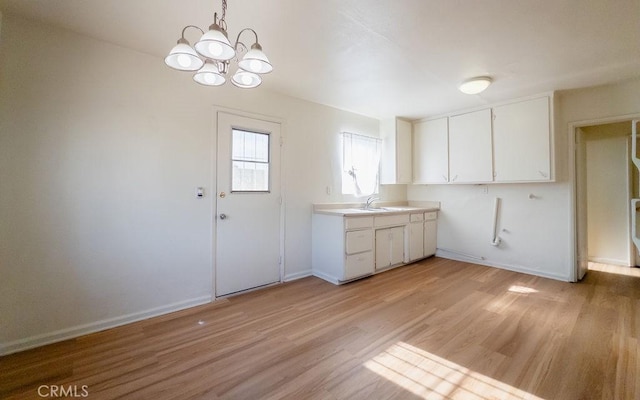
[314,205,439,217]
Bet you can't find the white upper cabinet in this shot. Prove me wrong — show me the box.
[380,118,412,184]
[492,97,552,182]
[448,109,493,183]
[413,117,449,184]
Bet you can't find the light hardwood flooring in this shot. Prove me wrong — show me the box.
[1,257,639,399]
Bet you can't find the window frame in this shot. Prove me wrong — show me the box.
[230,128,271,193]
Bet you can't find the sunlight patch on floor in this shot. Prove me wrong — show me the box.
[508,285,539,294]
[364,341,544,400]
[589,262,640,277]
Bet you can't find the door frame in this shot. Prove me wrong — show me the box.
[211,106,286,299]
[568,112,640,281]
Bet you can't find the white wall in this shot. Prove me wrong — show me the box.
[408,183,571,280]
[0,15,405,354]
[408,77,640,281]
[586,135,630,265]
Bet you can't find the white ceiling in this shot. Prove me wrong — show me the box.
[1,0,639,120]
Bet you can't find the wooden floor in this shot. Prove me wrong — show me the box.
[2,257,639,399]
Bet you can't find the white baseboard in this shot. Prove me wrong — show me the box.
[436,250,570,282]
[0,295,212,356]
[588,257,630,266]
[311,271,339,285]
[284,269,312,282]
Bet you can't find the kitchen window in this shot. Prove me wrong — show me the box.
[231,129,270,192]
[342,132,381,196]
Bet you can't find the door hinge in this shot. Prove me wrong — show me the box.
[278,256,282,265]
[279,137,284,147]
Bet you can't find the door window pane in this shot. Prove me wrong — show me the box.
[232,129,270,192]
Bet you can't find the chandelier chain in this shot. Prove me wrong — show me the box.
[221,0,227,22]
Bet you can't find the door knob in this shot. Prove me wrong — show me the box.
[219,213,227,220]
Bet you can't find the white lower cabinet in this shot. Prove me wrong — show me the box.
[410,211,438,260]
[424,214,437,257]
[312,215,374,284]
[312,209,438,285]
[375,226,405,270]
[409,213,425,261]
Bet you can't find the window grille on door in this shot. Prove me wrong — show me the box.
[231,129,270,192]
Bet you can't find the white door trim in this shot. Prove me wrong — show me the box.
[211,106,286,300]
[568,112,640,281]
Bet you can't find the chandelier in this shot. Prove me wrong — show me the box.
[164,0,272,89]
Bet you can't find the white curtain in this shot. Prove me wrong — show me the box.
[342,132,381,196]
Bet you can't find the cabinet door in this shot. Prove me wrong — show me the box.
[345,251,374,280]
[413,118,449,183]
[448,109,493,183]
[396,119,412,183]
[390,226,405,266]
[493,97,551,182]
[375,227,405,269]
[375,228,392,270]
[424,219,437,257]
[380,118,412,184]
[409,222,424,261]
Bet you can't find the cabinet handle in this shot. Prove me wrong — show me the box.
[442,175,447,181]
[451,175,458,182]
[538,170,548,178]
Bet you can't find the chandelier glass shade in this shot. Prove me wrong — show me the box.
[165,0,272,89]
[193,60,226,86]
[164,38,205,71]
[231,69,262,88]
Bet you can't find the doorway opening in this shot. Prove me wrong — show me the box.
[573,119,640,280]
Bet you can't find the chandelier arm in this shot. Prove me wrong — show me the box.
[233,28,259,49]
[181,25,205,39]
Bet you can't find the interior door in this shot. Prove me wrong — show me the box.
[216,112,282,296]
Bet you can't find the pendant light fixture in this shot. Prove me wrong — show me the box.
[459,76,492,94]
[165,0,272,89]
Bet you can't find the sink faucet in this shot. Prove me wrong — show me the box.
[364,195,379,209]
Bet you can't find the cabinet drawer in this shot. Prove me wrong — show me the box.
[424,211,438,221]
[345,229,373,254]
[345,217,374,230]
[410,213,424,222]
[344,251,374,280]
[375,213,410,227]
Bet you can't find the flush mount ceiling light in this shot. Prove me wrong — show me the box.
[165,0,272,89]
[459,76,492,94]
